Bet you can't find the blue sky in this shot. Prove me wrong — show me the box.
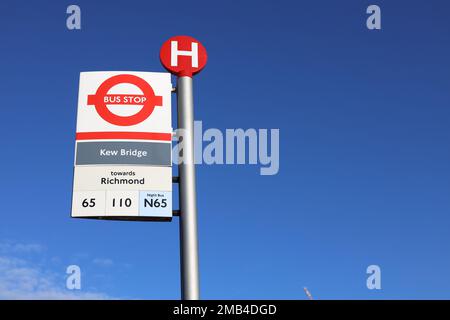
[0,0,450,299]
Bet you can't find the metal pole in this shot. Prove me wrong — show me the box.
[177,76,200,300]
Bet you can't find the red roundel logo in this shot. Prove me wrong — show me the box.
[87,74,162,126]
[160,35,207,77]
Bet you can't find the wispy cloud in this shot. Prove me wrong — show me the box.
[0,241,114,300]
[92,258,114,267]
[0,241,45,254]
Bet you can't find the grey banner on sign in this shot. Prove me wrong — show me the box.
[76,141,171,166]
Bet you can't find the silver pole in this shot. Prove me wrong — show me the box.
[177,76,200,300]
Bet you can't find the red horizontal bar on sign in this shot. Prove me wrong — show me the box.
[76,132,172,141]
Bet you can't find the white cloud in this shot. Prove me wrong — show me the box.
[0,241,115,300]
[92,258,114,267]
[0,241,44,254]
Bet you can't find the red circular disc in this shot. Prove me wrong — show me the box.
[93,74,159,126]
[160,35,207,77]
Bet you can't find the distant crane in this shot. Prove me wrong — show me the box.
[303,287,313,300]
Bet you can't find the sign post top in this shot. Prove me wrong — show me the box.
[160,35,207,77]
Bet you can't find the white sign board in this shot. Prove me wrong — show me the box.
[71,71,173,220]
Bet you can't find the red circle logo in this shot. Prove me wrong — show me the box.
[87,74,163,126]
[160,35,207,77]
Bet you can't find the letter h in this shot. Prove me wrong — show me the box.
[171,41,198,67]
